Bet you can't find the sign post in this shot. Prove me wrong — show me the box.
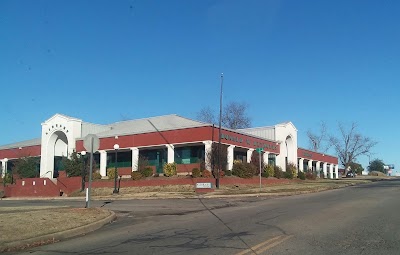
[83,134,100,208]
[256,148,264,194]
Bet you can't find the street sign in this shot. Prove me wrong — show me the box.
[83,134,100,153]
[256,148,264,153]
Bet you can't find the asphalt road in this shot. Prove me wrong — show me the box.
[6,179,400,255]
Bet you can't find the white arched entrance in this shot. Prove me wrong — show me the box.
[47,131,69,178]
[39,114,82,178]
[274,122,298,172]
[285,135,295,166]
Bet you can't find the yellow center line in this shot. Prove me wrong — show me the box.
[255,235,293,254]
[235,235,285,255]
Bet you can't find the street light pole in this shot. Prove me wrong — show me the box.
[81,151,87,192]
[113,144,119,194]
[217,73,223,189]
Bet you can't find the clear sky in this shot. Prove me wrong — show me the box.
[1,0,399,171]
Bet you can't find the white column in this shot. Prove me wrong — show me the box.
[99,150,107,177]
[315,161,320,177]
[131,147,139,172]
[323,162,328,178]
[227,145,235,170]
[299,158,304,172]
[203,141,212,171]
[329,164,334,179]
[167,144,174,164]
[308,160,313,172]
[335,164,339,179]
[263,152,269,166]
[1,160,6,178]
[247,149,254,163]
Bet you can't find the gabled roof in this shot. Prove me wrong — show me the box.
[42,113,82,124]
[275,121,298,131]
[83,114,211,138]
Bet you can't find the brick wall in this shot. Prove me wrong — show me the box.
[176,163,200,175]
[4,178,60,197]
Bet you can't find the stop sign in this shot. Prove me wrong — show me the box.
[83,134,100,153]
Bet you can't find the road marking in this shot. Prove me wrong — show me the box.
[235,235,293,255]
[255,235,293,254]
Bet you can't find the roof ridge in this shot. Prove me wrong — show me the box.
[107,114,179,125]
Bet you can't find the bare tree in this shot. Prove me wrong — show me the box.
[196,106,216,124]
[307,122,330,152]
[222,102,251,129]
[196,101,251,129]
[329,122,377,174]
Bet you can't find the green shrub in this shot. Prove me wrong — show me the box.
[4,173,13,184]
[263,164,275,178]
[192,168,201,178]
[131,171,143,180]
[298,171,306,180]
[232,162,256,178]
[286,163,298,179]
[140,167,153,177]
[283,171,293,179]
[305,172,317,180]
[107,168,117,180]
[163,163,177,177]
[202,170,212,178]
[369,171,386,176]
[225,170,232,176]
[274,166,283,179]
[92,172,102,180]
[261,172,269,178]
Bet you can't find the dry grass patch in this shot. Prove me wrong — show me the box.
[212,179,371,195]
[0,206,67,213]
[0,207,111,245]
[69,185,195,197]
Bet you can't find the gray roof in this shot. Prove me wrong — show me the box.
[0,138,41,150]
[82,114,211,139]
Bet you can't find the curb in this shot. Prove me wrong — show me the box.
[0,209,116,252]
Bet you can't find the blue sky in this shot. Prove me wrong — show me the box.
[1,0,399,171]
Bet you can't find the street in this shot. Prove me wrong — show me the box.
[6,179,400,255]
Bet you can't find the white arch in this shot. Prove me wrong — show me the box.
[285,135,295,164]
[39,114,82,178]
[45,131,70,178]
[274,122,298,172]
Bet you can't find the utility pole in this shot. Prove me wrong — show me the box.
[217,73,223,189]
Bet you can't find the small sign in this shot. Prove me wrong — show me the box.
[196,182,212,189]
[256,148,264,153]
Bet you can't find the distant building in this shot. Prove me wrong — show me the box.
[0,114,339,179]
